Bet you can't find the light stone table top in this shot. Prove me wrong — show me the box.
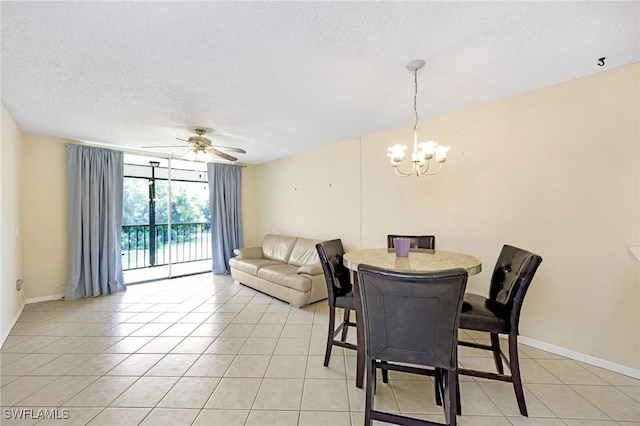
[343,248,482,276]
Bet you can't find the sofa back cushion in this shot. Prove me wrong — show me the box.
[261,234,298,263]
[288,237,322,267]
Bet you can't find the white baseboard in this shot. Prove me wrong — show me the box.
[25,293,64,304]
[1,292,64,348]
[518,335,640,379]
[0,297,26,349]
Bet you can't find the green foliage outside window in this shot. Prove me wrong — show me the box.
[121,177,211,263]
[122,177,210,226]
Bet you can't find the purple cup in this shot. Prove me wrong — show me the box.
[393,237,411,257]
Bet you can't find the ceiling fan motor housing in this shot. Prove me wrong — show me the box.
[188,135,211,149]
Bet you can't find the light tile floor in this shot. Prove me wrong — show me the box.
[1,274,638,425]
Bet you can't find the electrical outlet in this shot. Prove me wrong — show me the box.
[16,279,23,291]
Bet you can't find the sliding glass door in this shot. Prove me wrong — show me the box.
[121,154,211,284]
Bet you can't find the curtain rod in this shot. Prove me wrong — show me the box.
[64,141,247,167]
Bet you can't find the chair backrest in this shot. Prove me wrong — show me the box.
[357,264,468,370]
[387,234,436,250]
[488,245,543,333]
[316,239,352,304]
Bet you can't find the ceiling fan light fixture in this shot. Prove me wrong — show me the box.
[195,150,215,163]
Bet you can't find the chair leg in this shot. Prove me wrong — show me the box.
[491,332,504,374]
[455,370,461,416]
[364,359,375,426]
[324,306,335,367]
[444,370,458,426]
[509,333,528,417]
[341,309,350,342]
[436,367,459,414]
[355,309,365,388]
[435,368,443,406]
[381,361,389,383]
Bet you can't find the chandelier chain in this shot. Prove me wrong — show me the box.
[413,69,419,135]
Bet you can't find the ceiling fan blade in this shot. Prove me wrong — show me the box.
[207,147,237,162]
[180,149,195,160]
[176,137,189,142]
[212,145,246,154]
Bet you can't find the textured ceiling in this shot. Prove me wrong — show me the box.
[2,1,638,165]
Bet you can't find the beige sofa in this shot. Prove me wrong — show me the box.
[229,234,328,308]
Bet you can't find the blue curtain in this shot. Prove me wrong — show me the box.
[66,145,126,300]
[207,163,243,274]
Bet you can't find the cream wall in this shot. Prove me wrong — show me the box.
[1,105,24,344]
[240,165,261,248]
[245,63,640,371]
[250,138,362,247]
[22,136,68,299]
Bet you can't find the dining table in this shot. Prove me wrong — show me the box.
[343,247,483,388]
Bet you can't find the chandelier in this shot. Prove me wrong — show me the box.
[387,60,450,177]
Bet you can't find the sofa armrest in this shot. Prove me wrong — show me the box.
[234,247,264,259]
[297,263,323,275]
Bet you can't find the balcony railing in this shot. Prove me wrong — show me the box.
[121,222,211,270]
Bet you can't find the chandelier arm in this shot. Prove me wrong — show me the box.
[393,163,417,177]
[420,161,444,175]
[417,159,431,176]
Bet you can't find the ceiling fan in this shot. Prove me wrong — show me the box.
[143,128,246,162]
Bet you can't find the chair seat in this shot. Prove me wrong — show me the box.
[335,291,354,310]
[459,293,508,334]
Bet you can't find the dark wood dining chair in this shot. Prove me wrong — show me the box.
[387,234,436,250]
[358,264,468,426]
[316,240,358,366]
[317,239,389,384]
[458,244,542,417]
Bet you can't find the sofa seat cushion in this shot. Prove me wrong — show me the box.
[257,264,312,293]
[229,258,282,276]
